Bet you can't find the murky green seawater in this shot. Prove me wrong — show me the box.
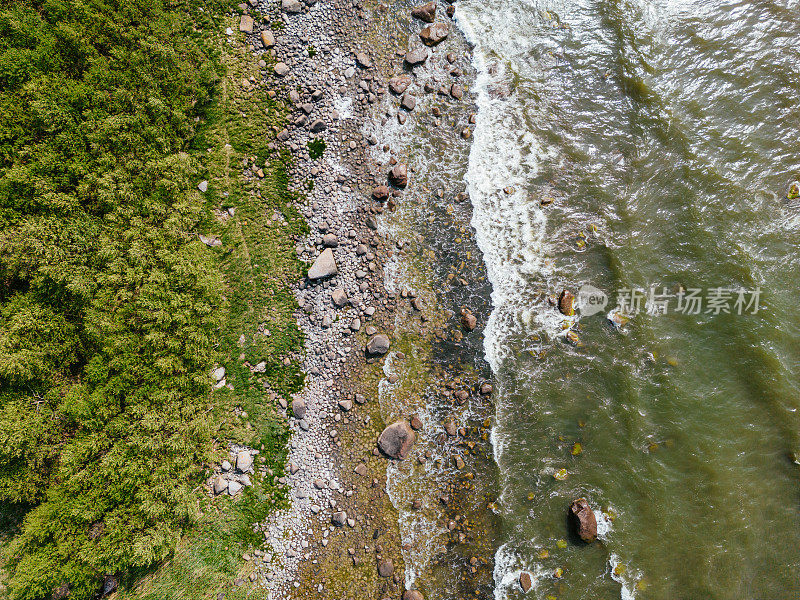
[455,0,800,597]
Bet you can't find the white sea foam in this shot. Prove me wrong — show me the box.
[492,542,550,600]
[455,2,583,598]
[609,553,641,600]
[595,507,614,539]
[455,3,561,375]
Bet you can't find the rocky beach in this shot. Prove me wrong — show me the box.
[212,0,501,598]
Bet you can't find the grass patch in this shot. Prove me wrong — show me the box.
[115,14,307,600]
[308,137,326,159]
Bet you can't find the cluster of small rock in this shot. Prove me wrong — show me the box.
[210,448,258,497]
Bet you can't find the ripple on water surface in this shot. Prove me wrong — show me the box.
[456,0,800,598]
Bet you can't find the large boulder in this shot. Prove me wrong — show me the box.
[236,450,253,472]
[260,30,275,47]
[291,398,307,419]
[401,93,417,111]
[389,75,412,95]
[411,1,436,22]
[356,52,373,68]
[568,497,597,543]
[282,0,303,12]
[213,476,228,495]
[372,185,391,201]
[378,421,416,459]
[101,575,118,597]
[519,571,532,592]
[461,308,477,330]
[420,22,449,46]
[405,47,429,66]
[308,248,338,279]
[558,290,575,316]
[378,559,394,577]
[388,164,408,188]
[51,584,70,600]
[366,334,391,355]
[331,288,349,307]
[239,15,254,33]
[199,234,221,247]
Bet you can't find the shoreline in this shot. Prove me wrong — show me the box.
[239,0,501,597]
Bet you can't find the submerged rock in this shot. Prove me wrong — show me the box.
[558,290,575,316]
[568,497,598,543]
[519,571,532,592]
[403,590,424,600]
[378,421,416,459]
